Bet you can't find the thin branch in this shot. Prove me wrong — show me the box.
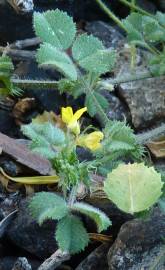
[95,0,127,32]
[12,79,59,90]
[37,249,70,270]
[0,46,35,60]
[10,37,41,49]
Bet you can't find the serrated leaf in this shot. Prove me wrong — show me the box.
[104,163,163,214]
[71,202,111,232]
[155,11,165,27]
[103,121,137,152]
[29,192,68,225]
[33,9,76,50]
[22,122,65,146]
[56,214,89,254]
[36,43,77,81]
[72,34,115,74]
[85,92,109,117]
[149,50,165,76]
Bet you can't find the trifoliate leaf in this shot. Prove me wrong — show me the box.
[56,214,89,254]
[36,43,77,81]
[104,163,163,214]
[29,192,68,225]
[72,34,116,74]
[33,9,76,50]
[71,202,111,232]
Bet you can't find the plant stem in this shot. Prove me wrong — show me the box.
[119,0,152,16]
[101,71,157,85]
[68,185,78,207]
[12,78,59,89]
[95,0,127,32]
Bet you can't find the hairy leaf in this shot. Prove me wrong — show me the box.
[85,92,109,117]
[56,214,89,254]
[33,9,76,49]
[36,43,77,81]
[72,34,115,74]
[21,122,65,159]
[149,49,165,76]
[71,202,111,232]
[29,192,68,225]
[104,163,163,214]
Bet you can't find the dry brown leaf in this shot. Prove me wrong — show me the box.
[13,98,36,125]
[147,136,165,158]
[89,233,113,243]
[0,132,52,175]
[32,111,65,129]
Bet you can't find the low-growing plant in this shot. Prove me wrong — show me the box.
[22,106,164,254]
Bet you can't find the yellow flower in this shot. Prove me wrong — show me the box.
[61,106,87,135]
[77,131,104,151]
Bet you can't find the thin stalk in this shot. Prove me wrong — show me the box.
[119,0,152,16]
[101,71,156,85]
[81,77,109,126]
[12,78,59,89]
[95,0,127,32]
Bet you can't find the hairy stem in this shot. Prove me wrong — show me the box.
[12,78,59,89]
[102,71,156,85]
[119,0,151,16]
[95,0,127,32]
[136,123,165,144]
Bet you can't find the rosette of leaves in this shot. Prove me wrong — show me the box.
[29,191,111,254]
[33,9,116,117]
[104,163,163,214]
[0,56,22,96]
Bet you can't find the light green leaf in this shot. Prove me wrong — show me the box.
[85,92,109,117]
[71,202,111,232]
[72,34,115,74]
[33,9,76,50]
[104,163,163,214]
[29,192,68,225]
[149,49,165,76]
[155,11,165,27]
[56,214,89,254]
[36,43,77,81]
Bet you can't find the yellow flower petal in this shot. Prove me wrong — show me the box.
[71,107,87,122]
[77,131,104,151]
[61,107,73,124]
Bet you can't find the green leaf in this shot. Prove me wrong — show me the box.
[21,122,65,159]
[149,49,165,76]
[36,43,77,81]
[155,11,165,27]
[56,214,89,254]
[85,92,109,117]
[33,9,76,50]
[104,163,163,214]
[0,56,14,74]
[71,202,111,232]
[72,34,116,74]
[29,192,68,225]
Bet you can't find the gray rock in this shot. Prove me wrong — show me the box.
[118,74,165,129]
[7,199,58,259]
[76,243,109,270]
[85,21,125,49]
[107,208,165,270]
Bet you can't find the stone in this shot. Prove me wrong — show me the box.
[107,208,165,270]
[7,199,58,259]
[118,74,165,129]
[76,243,109,270]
